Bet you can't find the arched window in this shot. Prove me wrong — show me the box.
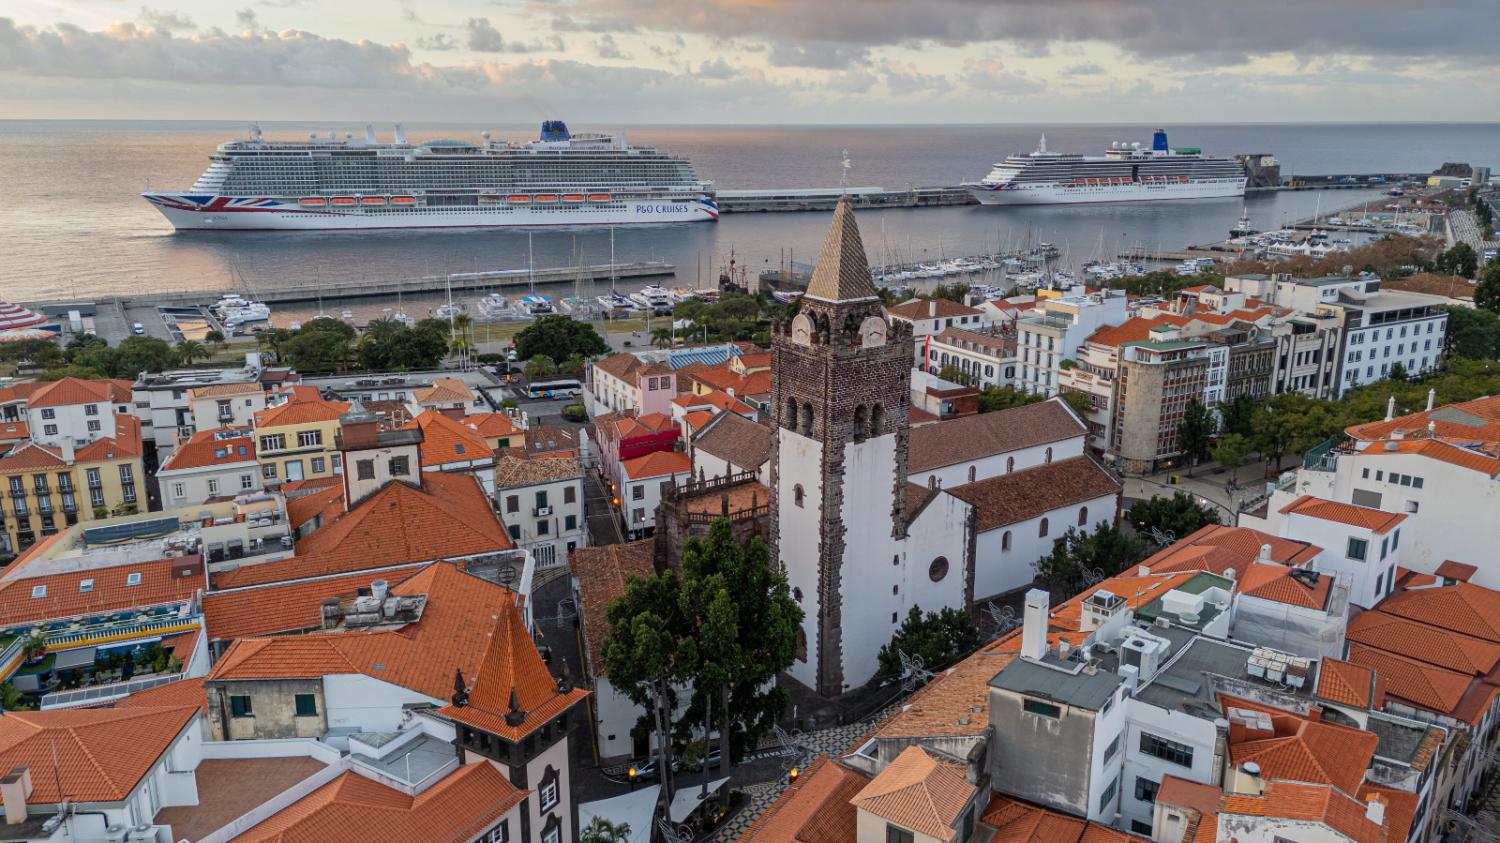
[1039,517,1049,538]
[793,587,803,602]
[1078,506,1088,527]
[870,404,884,437]
[853,405,868,442]
[800,402,814,436]
[1006,456,1015,474]
[795,628,807,662]
[968,466,976,483]
[1045,446,1053,464]
[1001,530,1012,551]
[928,475,937,489]
[784,397,798,431]
[793,484,804,508]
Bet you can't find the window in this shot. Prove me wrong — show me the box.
[565,514,577,531]
[1001,531,1012,551]
[389,456,410,477]
[1132,821,1154,835]
[126,572,142,586]
[40,409,54,420]
[886,826,915,843]
[43,424,57,436]
[206,478,219,495]
[31,585,46,598]
[1103,733,1121,762]
[1078,506,1088,527]
[1045,446,1053,463]
[1099,776,1119,814]
[294,694,318,717]
[1346,537,1368,561]
[1379,537,1388,560]
[793,484,804,507]
[356,460,374,480]
[968,466,976,483]
[87,420,100,433]
[230,695,254,717]
[171,482,185,500]
[632,485,644,500]
[298,429,322,451]
[1375,572,1384,596]
[240,473,254,490]
[928,556,949,582]
[1391,529,1400,550]
[508,524,520,540]
[1134,776,1160,803]
[1139,733,1194,767]
[632,507,645,523]
[535,490,549,509]
[310,457,325,474]
[1039,517,1049,538]
[564,486,576,504]
[1023,698,1061,719]
[1361,467,1370,479]
[537,520,550,535]
[505,495,519,514]
[540,777,559,812]
[118,464,133,484]
[259,433,286,452]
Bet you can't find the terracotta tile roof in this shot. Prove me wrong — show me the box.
[736,755,870,843]
[1279,494,1407,534]
[876,651,1014,739]
[622,449,692,480]
[946,456,1119,532]
[25,376,116,408]
[115,676,208,713]
[159,428,256,472]
[1435,560,1479,582]
[1085,317,1166,348]
[1220,781,1381,843]
[1156,775,1223,821]
[735,352,772,370]
[1346,609,1500,676]
[1358,438,1500,476]
[1125,524,1321,579]
[683,409,716,432]
[255,397,350,429]
[187,382,262,399]
[0,441,67,471]
[286,483,346,531]
[467,412,522,441]
[210,564,524,704]
[851,746,974,841]
[0,706,199,803]
[0,420,29,442]
[275,384,324,403]
[611,411,677,440]
[1358,783,1419,843]
[436,593,588,741]
[494,453,582,489]
[1346,395,1500,448]
[411,377,474,406]
[1315,659,1383,709]
[202,564,429,641]
[234,763,525,843]
[524,425,578,456]
[888,298,982,320]
[1377,581,1500,643]
[908,398,1085,472]
[1346,643,1475,717]
[0,381,44,405]
[1041,572,1201,645]
[1228,716,1378,795]
[571,540,656,677]
[592,352,654,383]
[1236,563,1332,610]
[673,388,758,415]
[981,793,1147,843]
[402,409,492,467]
[693,412,772,471]
[0,556,201,626]
[215,473,512,588]
[75,413,144,461]
[682,367,772,399]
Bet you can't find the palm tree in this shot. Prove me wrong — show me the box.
[449,313,476,368]
[580,818,630,843]
[650,327,674,349]
[174,340,206,366]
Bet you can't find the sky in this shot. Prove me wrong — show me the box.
[1,0,1497,123]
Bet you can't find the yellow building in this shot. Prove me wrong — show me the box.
[253,397,349,485]
[0,415,146,555]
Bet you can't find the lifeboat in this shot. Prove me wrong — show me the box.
[390,196,416,205]
[587,194,612,202]
[562,194,585,202]
[299,198,327,207]
[330,197,356,206]
[508,195,531,203]
[361,196,387,206]
[534,194,558,202]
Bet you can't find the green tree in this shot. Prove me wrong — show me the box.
[1212,433,1252,484]
[604,568,689,807]
[580,818,631,843]
[358,319,449,371]
[1437,242,1479,278]
[937,364,974,386]
[1176,398,1216,474]
[280,319,357,373]
[877,606,982,680]
[1128,492,1221,543]
[113,336,177,377]
[0,338,65,372]
[1476,263,1500,314]
[1447,306,1500,360]
[256,327,296,365]
[651,327,675,349]
[174,340,207,366]
[36,365,107,381]
[1218,394,1258,438]
[559,353,587,377]
[525,355,558,379]
[64,333,108,357]
[976,385,1044,414]
[1033,523,1148,598]
[1060,390,1093,419]
[0,682,32,712]
[674,520,801,781]
[1387,361,1408,382]
[514,315,609,362]
[204,329,227,350]
[1252,392,1338,473]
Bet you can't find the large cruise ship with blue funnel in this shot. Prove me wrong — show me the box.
[145,121,718,231]
[964,129,1245,205]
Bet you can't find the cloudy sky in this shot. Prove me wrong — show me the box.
[2,0,1495,122]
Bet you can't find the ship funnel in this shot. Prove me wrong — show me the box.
[1152,128,1169,152]
[365,123,376,144]
[395,123,407,144]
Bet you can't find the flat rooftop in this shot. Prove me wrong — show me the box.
[1134,636,1316,717]
[990,656,1123,712]
[351,732,455,785]
[155,756,327,842]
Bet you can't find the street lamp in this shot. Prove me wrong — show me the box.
[788,767,800,785]
[628,767,637,791]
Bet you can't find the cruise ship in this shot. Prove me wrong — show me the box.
[144,121,718,231]
[964,130,1245,206]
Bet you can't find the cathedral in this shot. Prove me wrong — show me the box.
[770,197,975,697]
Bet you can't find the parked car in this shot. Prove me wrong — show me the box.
[132,322,146,335]
[629,755,681,782]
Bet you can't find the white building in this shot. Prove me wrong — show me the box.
[23,376,131,448]
[132,356,265,453]
[619,450,692,539]
[494,453,586,569]
[156,427,261,507]
[187,382,267,433]
[689,410,772,485]
[906,396,1089,489]
[887,298,992,365]
[1240,494,1407,609]
[1016,288,1129,396]
[923,325,1017,388]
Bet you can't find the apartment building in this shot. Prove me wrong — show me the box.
[156,426,260,508]
[1109,338,1210,474]
[887,298,992,365]
[0,414,145,554]
[1016,288,1129,396]
[186,382,267,432]
[22,376,132,448]
[253,395,349,485]
[494,452,586,568]
[131,356,267,453]
[923,325,1017,388]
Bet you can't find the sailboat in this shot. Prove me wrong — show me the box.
[596,226,637,315]
[519,233,556,317]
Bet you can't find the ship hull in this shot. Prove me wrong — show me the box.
[966,179,1245,206]
[143,194,719,231]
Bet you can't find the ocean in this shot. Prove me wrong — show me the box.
[1,120,1496,317]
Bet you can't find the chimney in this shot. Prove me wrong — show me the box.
[2,767,32,825]
[1426,388,1436,411]
[1258,543,1272,563]
[1228,761,1264,796]
[60,439,74,463]
[1385,395,1396,422]
[1365,794,1386,826]
[928,300,936,319]
[1021,589,1049,661]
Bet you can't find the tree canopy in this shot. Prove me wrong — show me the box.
[1447,307,1500,360]
[877,606,983,680]
[1033,523,1148,598]
[356,318,450,371]
[514,315,609,363]
[1127,492,1221,543]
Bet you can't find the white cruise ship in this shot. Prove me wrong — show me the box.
[964,130,1245,206]
[145,121,717,231]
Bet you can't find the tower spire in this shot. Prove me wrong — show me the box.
[804,196,878,303]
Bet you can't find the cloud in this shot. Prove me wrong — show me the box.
[136,6,196,33]
[767,40,869,69]
[234,9,259,30]
[1063,62,1104,75]
[550,13,633,33]
[960,60,1045,96]
[464,17,563,53]
[592,33,629,59]
[417,33,459,51]
[694,57,736,79]
[549,0,1500,65]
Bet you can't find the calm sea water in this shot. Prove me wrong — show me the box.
[1,121,1496,310]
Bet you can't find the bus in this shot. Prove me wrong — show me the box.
[526,379,583,400]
